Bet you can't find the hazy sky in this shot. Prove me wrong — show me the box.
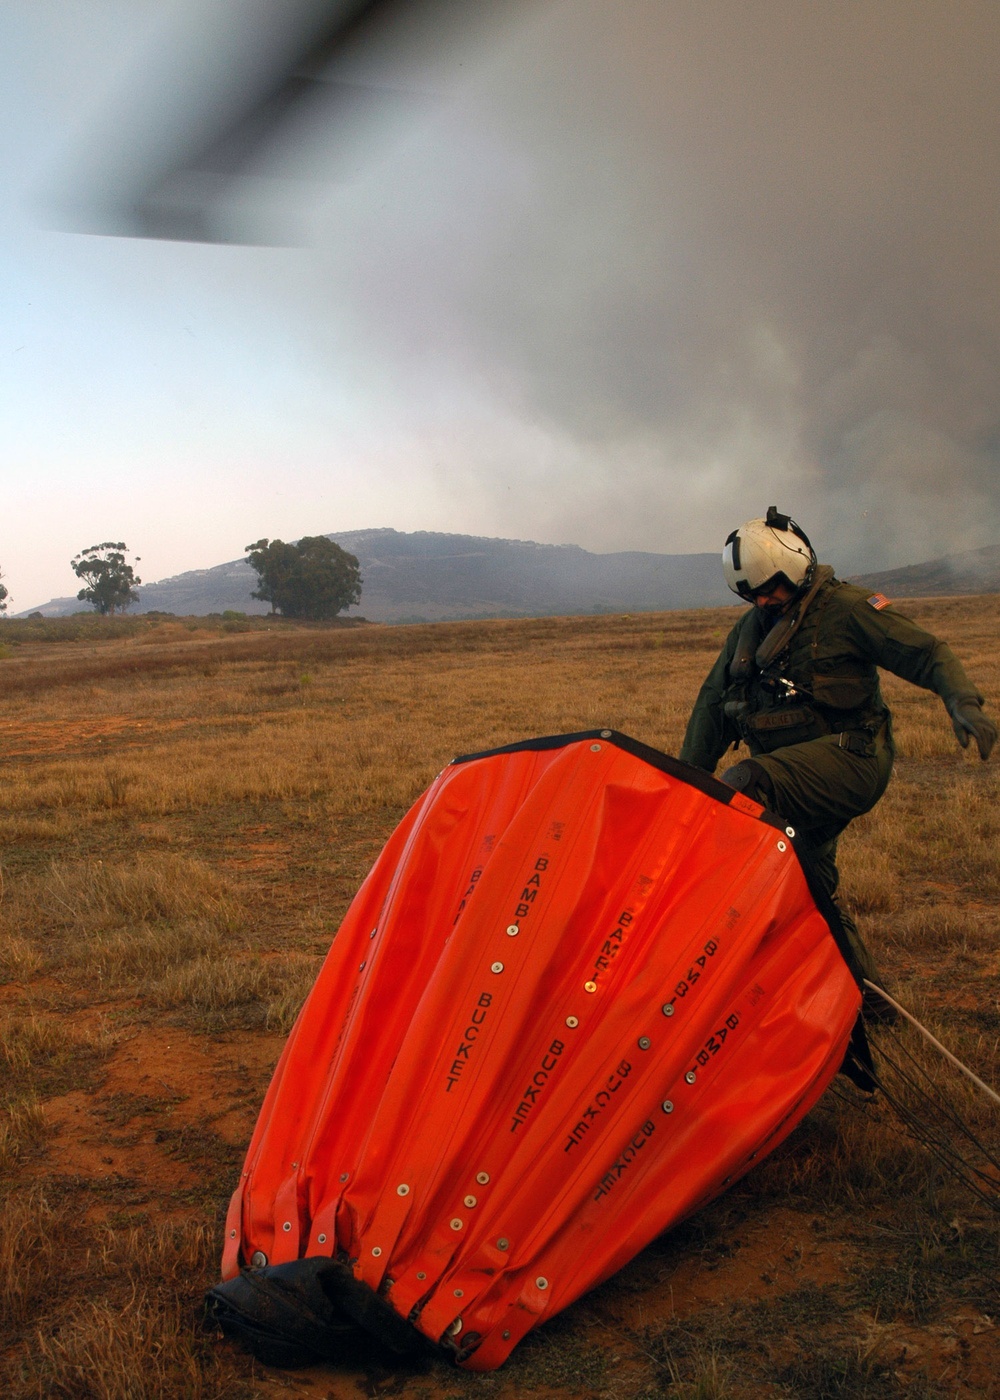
[3,1,999,610]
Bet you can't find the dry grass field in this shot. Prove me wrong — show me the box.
[1,597,999,1399]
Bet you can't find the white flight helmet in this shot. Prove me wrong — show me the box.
[723,506,816,601]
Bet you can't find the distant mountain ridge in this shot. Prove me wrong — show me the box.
[25,529,733,622]
[849,544,1000,597]
[26,531,998,622]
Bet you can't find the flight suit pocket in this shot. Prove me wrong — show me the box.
[811,672,876,711]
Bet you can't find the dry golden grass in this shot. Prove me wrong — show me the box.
[149,950,321,1033]
[29,1293,213,1400]
[18,1218,235,1400]
[0,931,43,982]
[0,595,997,1398]
[0,854,245,1018]
[1,1011,119,1186]
[0,1187,62,1329]
[0,1093,47,1178]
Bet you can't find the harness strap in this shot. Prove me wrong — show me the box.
[729,606,765,684]
[837,731,870,755]
[754,565,834,671]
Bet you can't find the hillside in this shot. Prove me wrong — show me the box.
[26,529,732,621]
[850,543,1000,597]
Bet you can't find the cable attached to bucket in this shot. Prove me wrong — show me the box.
[863,979,1000,1109]
[856,979,1000,1212]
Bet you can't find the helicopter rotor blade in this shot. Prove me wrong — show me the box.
[46,0,538,244]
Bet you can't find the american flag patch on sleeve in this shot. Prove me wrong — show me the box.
[866,593,891,610]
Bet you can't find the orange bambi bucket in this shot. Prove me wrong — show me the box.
[209,731,865,1370]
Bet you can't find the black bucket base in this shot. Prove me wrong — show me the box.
[206,1257,426,1369]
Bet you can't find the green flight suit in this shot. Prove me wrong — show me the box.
[679,570,983,978]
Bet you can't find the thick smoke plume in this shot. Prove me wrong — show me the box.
[312,0,1000,570]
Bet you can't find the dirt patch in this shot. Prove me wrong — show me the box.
[658,1207,856,1310]
[219,836,293,874]
[37,1025,283,1224]
[0,714,191,757]
[100,1025,281,1137]
[42,1085,200,1204]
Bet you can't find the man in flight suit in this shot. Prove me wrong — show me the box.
[679,507,996,986]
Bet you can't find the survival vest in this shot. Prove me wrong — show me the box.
[723,570,888,754]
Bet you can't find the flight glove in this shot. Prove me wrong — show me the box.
[948,698,997,761]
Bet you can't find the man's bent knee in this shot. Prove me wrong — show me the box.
[721,759,776,809]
